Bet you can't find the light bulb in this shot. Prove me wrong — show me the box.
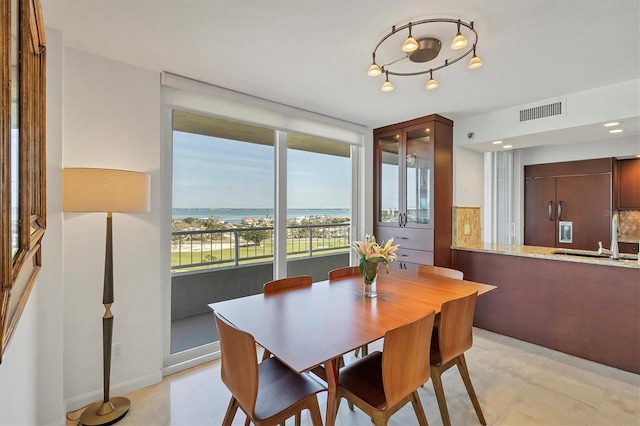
[368,63,382,76]
[467,55,482,70]
[451,33,467,50]
[425,70,438,90]
[401,36,418,52]
[381,72,394,92]
[381,79,394,92]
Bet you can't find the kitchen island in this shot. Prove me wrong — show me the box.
[453,244,639,374]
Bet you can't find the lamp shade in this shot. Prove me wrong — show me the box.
[63,168,150,213]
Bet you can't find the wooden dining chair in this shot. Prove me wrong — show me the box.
[336,311,436,426]
[328,266,371,357]
[417,264,464,280]
[328,266,361,280]
[430,291,486,426]
[261,275,313,361]
[214,311,326,426]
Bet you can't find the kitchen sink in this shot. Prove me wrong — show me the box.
[553,249,638,261]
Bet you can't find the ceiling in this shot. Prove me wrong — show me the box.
[40,0,639,149]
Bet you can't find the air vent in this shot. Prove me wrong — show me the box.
[519,101,563,122]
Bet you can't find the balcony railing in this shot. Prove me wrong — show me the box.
[171,223,350,271]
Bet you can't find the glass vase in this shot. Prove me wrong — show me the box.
[363,262,379,298]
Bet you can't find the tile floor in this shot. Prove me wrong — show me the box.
[66,328,639,425]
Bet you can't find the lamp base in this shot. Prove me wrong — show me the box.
[79,397,130,426]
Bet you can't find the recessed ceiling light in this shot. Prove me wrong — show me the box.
[503,145,513,149]
[604,122,620,127]
[609,129,624,134]
[492,140,503,145]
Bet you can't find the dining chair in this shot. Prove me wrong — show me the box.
[261,275,313,361]
[336,311,436,426]
[214,311,326,426]
[417,264,464,280]
[430,291,486,426]
[328,266,370,357]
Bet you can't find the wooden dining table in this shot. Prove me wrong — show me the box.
[208,267,497,426]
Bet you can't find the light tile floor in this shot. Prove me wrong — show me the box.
[67,328,640,425]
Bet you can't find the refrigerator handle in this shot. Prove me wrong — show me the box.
[548,201,554,221]
[557,201,563,221]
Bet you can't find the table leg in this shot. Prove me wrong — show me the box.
[324,358,340,426]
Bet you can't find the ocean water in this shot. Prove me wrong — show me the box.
[172,208,349,224]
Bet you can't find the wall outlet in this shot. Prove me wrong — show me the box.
[113,342,123,361]
[464,224,471,235]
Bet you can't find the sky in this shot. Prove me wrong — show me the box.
[172,131,351,209]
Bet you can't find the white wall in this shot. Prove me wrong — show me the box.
[519,135,639,165]
[453,146,484,207]
[62,49,163,410]
[0,27,65,426]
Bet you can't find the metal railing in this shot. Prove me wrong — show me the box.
[171,223,350,271]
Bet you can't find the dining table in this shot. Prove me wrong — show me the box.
[208,267,497,426]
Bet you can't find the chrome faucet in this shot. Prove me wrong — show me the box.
[597,212,620,260]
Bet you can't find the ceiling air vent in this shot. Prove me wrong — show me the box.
[519,101,563,122]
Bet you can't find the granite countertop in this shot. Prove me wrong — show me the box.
[452,243,640,269]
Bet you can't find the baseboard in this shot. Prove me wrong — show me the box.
[162,350,221,376]
[64,370,163,413]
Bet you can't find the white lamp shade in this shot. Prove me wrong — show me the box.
[63,168,150,213]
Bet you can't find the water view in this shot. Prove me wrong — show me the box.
[172,208,349,224]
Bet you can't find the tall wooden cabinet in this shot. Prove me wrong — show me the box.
[374,114,453,269]
[524,158,612,250]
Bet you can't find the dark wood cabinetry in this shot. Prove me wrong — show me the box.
[524,158,612,250]
[374,114,453,268]
[614,157,640,210]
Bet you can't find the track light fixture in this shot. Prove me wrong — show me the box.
[367,18,482,92]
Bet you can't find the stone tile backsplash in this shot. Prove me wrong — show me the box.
[619,210,640,242]
[452,206,482,246]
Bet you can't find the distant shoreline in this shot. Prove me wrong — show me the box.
[172,208,350,224]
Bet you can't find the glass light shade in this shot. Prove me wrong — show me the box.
[368,63,382,76]
[450,33,468,50]
[425,78,439,90]
[381,80,394,92]
[467,55,483,70]
[401,36,419,53]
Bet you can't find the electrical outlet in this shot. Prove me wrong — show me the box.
[113,343,123,361]
[464,224,471,235]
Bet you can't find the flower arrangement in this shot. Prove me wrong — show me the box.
[352,234,400,284]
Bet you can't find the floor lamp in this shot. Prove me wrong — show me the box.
[62,168,150,426]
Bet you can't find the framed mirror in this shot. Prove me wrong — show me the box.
[0,0,46,363]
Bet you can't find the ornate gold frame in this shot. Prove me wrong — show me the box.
[0,0,46,363]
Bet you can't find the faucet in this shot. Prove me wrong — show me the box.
[597,211,620,260]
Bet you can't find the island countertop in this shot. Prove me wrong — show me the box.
[452,243,640,269]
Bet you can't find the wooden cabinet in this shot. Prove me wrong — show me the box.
[615,158,640,210]
[524,158,612,250]
[374,114,453,268]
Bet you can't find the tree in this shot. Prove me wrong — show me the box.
[240,229,271,246]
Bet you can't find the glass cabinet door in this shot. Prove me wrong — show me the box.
[404,124,433,226]
[376,131,401,226]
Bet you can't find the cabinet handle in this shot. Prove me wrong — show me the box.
[548,201,554,221]
[398,253,409,257]
[394,236,409,240]
[398,214,403,227]
[557,201,563,221]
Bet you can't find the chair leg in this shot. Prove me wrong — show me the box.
[307,397,324,426]
[456,354,486,425]
[430,366,451,426]
[409,390,429,426]
[222,397,240,426]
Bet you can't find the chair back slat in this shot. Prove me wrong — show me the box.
[437,292,478,365]
[328,266,361,280]
[214,311,259,415]
[263,275,312,293]
[382,312,435,408]
[417,265,464,280]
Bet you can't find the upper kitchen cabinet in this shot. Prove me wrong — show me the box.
[524,158,612,250]
[614,158,640,210]
[374,114,453,268]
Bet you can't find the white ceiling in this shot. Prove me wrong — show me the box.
[40,0,639,147]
